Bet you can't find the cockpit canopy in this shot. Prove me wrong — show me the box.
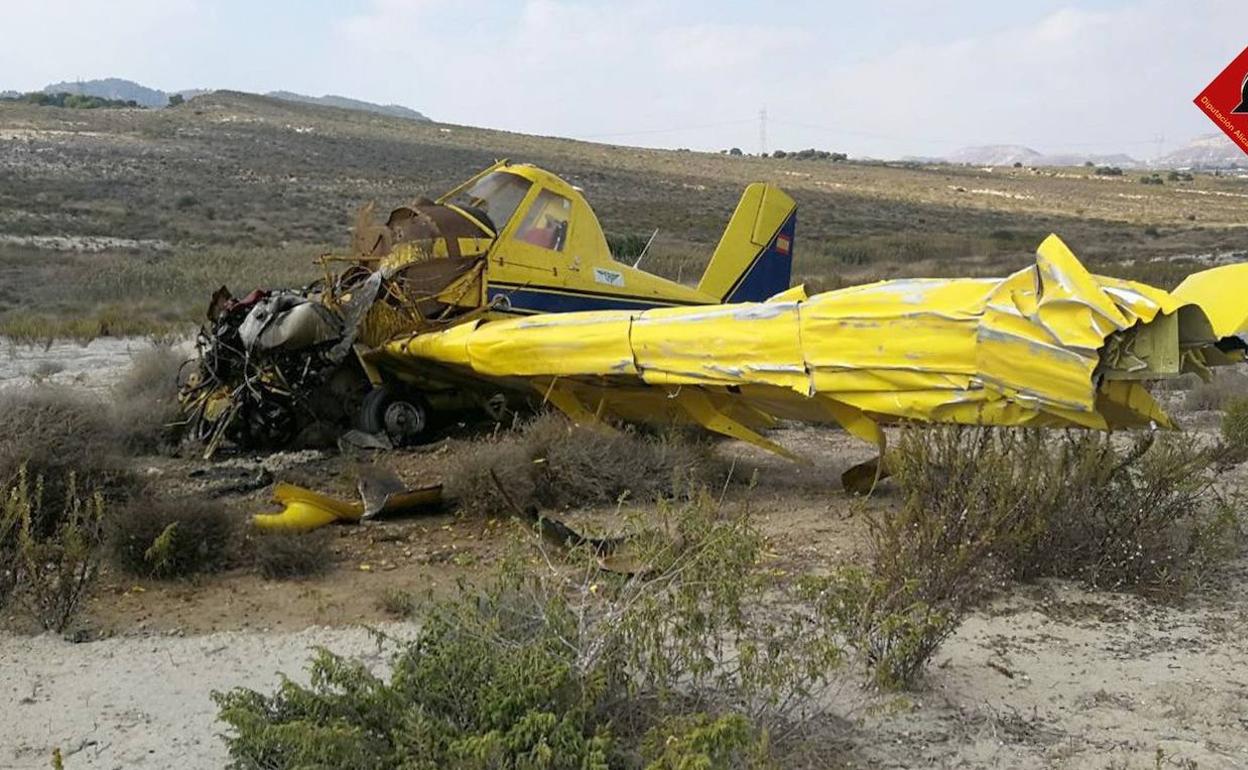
[449,171,532,235]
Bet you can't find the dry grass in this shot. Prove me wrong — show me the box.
[110,343,190,452]
[375,587,417,618]
[1184,369,1248,411]
[108,496,239,578]
[0,387,134,533]
[445,412,722,516]
[251,531,334,580]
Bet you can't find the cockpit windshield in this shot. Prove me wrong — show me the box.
[450,172,532,234]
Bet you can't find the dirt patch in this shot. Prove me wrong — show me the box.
[1,622,419,769]
[3,378,1248,768]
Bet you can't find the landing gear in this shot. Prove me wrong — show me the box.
[358,386,432,446]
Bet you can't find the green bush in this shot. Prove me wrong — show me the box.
[215,494,844,767]
[811,566,958,691]
[4,469,105,631]
[108,496,238,578]
[605,232,650,261]
[641,713,771,769]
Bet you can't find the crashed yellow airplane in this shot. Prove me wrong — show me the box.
[182,162,1247,486]
[376,235,1246,460]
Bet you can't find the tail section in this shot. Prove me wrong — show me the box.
[697,183,797,303]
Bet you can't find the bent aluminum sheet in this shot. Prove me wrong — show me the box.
[378,235,1247,452]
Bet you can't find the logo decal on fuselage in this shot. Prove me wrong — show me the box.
[593,267,625,287]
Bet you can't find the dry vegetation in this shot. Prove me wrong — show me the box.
[2,91,1246,340]
[3,93,1248,768]
[108,496,237,579]
[445,412,722,516]
[249,530,335,580]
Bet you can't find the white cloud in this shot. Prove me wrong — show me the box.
[0,0,208,92]
[3,0,1244,158]
[325,0,1246,157]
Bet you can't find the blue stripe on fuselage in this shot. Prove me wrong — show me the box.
[487,286,688,314]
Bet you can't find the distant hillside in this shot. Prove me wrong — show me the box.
[947,144,1044,166]
[265,91,427,121]
[945,144,1141,168]
[1042,152,1138,168]
[33,78,428,121]
[1152,134,1245,170]
[44,78,166,107]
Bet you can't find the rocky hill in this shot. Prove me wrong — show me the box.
[1152,134,1245,169]
[36,78,428,121]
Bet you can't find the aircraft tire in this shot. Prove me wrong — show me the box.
[359,387,431,447]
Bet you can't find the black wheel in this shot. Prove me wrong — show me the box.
[358,387,431,446]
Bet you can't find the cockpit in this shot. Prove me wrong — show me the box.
[449,171,532,235]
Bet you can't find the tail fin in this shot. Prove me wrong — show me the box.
[697,183,797,303]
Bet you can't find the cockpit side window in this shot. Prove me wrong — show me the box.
[452,172,532,234]
[514,190,571,251]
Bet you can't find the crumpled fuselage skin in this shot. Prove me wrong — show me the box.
[376,235,1247,457]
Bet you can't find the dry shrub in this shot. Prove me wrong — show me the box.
[1221,397,1248,462]
[1183,369,1248,411]
[376,587,416,618]
[824,426,1239,689]
[0,387,132,534]
[443,436,534,518]
[109,496,239,578]
[890,426,1235,597]
[445,412,720,516]
[525,414,718,509]
[110,344,188,453]
[4,469,105,631]
[252,531,333,580]
[1011,432,1235,593]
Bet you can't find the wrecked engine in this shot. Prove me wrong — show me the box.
[178,198,496,457]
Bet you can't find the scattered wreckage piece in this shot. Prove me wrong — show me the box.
[253,479,443,533]
[488,469,652,575]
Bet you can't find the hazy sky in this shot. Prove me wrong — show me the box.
[2,0,1245,158]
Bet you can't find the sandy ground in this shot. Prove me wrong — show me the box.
[0,337,153,392]
[0,623,418,770]
[2,338,1246,769]
[5,571,1246,769]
